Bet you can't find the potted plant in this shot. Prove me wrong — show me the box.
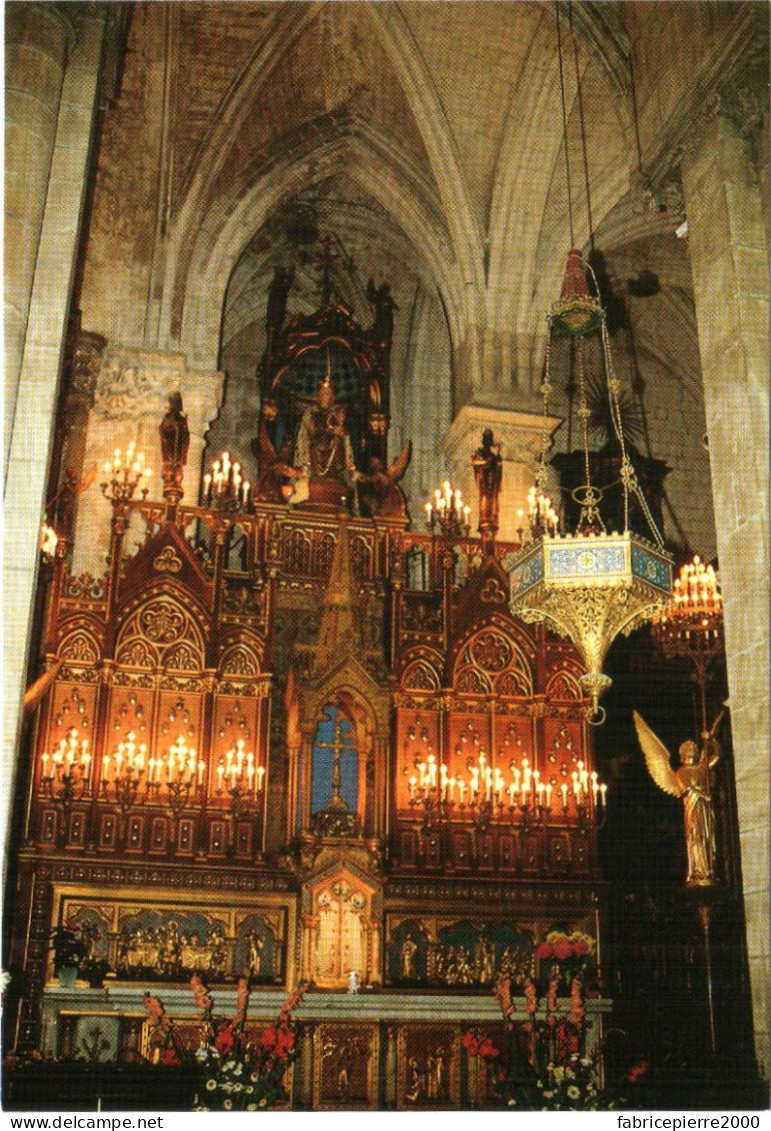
[50,925,86,989]
[79,956,111,989]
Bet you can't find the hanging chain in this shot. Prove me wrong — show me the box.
[555,1,575,249]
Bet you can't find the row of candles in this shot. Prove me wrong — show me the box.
[406,748,606,815]
[39,730,264,797]
[202,450,251,509]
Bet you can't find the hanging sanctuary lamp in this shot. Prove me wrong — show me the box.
[507,3,673,724]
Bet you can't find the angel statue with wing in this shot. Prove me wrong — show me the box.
[633,709,723,887]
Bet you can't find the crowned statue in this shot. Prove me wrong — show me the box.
[293,366,357,509]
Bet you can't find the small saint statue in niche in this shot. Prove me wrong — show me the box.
[472,428,503,538]
[347,969,359,994]
[159,390,189,501]
[247,930,263,977]
[634,709,723,886]
[400,933,418,979]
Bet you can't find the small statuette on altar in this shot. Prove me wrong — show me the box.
[347,969,359,994]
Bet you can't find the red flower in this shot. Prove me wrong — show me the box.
[215,1022,235,1055]
[259,1026,279,1051]
[478,1038,499,1059]
[535,942,553,961]
[160,1047,181,1067]
[572,939,589,957]
[557,1022,580,1057]
[461,1031,480,1056]
[626,1059,650,1083]
[553,938,572,961]
[274,1028,295,1058]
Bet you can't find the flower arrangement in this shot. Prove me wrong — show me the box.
[143,976,306,1111]
[537,1054,600,1110]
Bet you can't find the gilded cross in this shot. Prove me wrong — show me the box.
[315,716,355,811]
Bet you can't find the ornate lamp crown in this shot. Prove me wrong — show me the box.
[508,251,673,724]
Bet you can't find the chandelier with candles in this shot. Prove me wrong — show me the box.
[652,554,724,731]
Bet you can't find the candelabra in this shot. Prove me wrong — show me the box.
[652,555,724,731]
[40,728,92,802]
[100,440,151,505]
[525,485,560,538]
[154,735,205,817]
[202,450,251,513]
[425,480,471,540]
[216,739,264,813]
[100,731,148,813]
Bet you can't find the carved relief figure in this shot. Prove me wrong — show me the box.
[634,710,722,886]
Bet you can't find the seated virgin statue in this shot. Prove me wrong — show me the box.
[293,378,357,509]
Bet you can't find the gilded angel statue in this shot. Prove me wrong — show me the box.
[633,709,723,887]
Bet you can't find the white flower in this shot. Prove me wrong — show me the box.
[245,1086,254,1095]
[247,1104,257,1112]
[223,1099,232,1110]
[233,1063,243,1077]
[567,1086,581,1100]
[205,1079,216,1092]
[554,1067,564,1083]
[233,1083,243,1092]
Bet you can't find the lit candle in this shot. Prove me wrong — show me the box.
[561,783,568,809]
[599,783,607,806]
[256,765,265,792]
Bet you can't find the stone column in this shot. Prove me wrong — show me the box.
[56,330,106,538]
[3,7,107,863]
[71,348,224,576]
[679,98,769,1077]
[4,2,75,474]
[442,404,562,544]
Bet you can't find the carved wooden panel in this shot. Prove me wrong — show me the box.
[314,1023,378,1109]
[396,1025,459,1109]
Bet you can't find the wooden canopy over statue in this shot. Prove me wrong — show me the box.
[255,289,409,517]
